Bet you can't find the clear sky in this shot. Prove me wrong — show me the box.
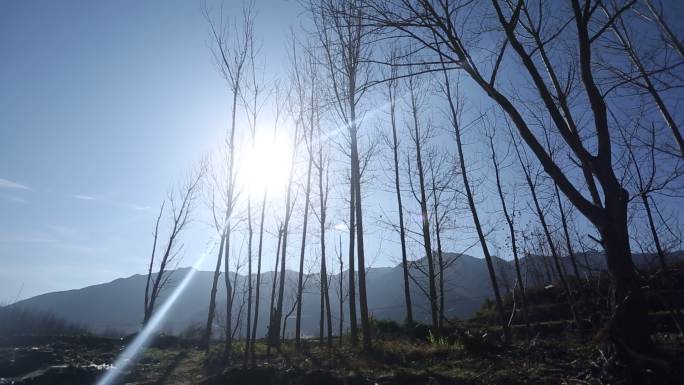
[0,0,305,302]
[2,0,681,304]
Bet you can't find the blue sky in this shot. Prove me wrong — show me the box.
[2,0,682,304]
[0,0,303,302]
[0,0,452,304]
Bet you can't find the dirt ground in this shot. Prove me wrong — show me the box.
[4,332,683,385]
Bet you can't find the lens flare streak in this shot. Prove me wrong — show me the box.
[95,238,217,385]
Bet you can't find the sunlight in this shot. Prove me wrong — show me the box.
[95,238,217,385]
[238,133,292,196]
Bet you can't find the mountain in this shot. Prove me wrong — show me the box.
[6,251,682,337]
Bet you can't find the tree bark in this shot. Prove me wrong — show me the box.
[601,187,653,354]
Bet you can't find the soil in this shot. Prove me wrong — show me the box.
[3,332,682,385]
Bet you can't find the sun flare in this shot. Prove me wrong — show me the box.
[238,133,292,196]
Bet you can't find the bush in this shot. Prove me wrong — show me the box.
[404,320,431,341]
[372,319,401,337]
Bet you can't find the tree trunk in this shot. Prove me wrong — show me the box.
[202,233,226,351]
[317,129,334,349]
[243,199,253,366]
[347,174,358,345]
[409,76,439,334]
[295,145,314,348]
[274,202,291,349]
[642,193,667,271]
[143,204,164,325]
[455,128,509,344]
[272,124,298,350]
[223,225,233,361]
[488,135,529,335]
[320,267,325,345]
[221,81,239,362]
[322,252,333,348]
[266,227,282,358]
[338,236,344,346]
[600,189,653,355]
[250,191,267,366]
[555,183,581,278]
[389,81,413,325]
[441,68,510,344]
[525,171,580,327]
[350,112,371,350]
[430,165,445,328]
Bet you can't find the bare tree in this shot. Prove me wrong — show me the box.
[294,40,317,348]
[365,0,656,356]
[281,271,312,341]
[202,1,253,361]
[485,124,530,335]
[312,0,374,349]
[336,235,345,345]
[428,152,453,328]
[203,189,227,351]
[510,125,580,327]
[346,166,358,345]
[600,2,684,157]
[144,170,203,325]
[294,123,313,349]
[250,82,287,366]
[540,128,583,280]
[143,202,164,324]
[266,224,284,358]
[385,50,414,325]
[311,99,334,348]
[239,13,265,365]
[440,68,510,344]
[269,99,300,350]
[404,65,439,333]
[621,121,682,270]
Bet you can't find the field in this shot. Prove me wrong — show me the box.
[1,333,616,385]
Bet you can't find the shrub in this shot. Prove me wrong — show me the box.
[373,319,401,334]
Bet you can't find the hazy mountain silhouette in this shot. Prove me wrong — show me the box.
[7,251,681,336]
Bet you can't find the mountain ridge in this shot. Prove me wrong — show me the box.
[6,250,681,336]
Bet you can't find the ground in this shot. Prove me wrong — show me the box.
[3,332,673,385]
[3,266,683,384]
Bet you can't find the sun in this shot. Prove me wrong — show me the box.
[238,133,292,196]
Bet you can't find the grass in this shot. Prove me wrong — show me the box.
[105,331,606,385]
[3,324,680,383]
